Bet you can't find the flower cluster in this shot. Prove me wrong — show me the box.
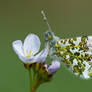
[12,33,60,92]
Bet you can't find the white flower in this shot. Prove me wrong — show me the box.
[12,34,48,63]
[48,61,60,74]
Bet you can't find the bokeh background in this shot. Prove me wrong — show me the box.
[0,0,92,92]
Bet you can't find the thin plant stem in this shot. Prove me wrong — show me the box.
[31,74,40,92]
[29,69,38,92]
[29,69,33,92]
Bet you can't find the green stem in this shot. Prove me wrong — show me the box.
[31,73,40,92]
[29,69,33,92]
[29,69,38,92]
[31,87,37,92]
[31,80,39,92]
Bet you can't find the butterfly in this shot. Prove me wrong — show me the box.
[44,30,92,79]
[41,10,92,79]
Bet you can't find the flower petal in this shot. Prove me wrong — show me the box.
[12,40,24,56]
[23,34,41,56]
[48,61,60,74]
[33,47,49,63]
[18,55,35,63]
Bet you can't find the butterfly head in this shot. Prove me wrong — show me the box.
[44,30,53,42]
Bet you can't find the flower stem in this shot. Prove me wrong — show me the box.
[29,69,33,92]
[29,69,38,92]
[31,87,36,92]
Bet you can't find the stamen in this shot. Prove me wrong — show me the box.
[26,50,32,58]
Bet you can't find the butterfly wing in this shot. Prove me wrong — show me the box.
[45,31,92,79]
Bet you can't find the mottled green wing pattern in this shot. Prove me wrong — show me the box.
[45,31,92,79]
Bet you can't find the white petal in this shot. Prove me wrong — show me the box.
[23,34,41,56]
[48,61,60,74]
[12,40,24,56]
[18,55,35,63]
[33,47,49,63]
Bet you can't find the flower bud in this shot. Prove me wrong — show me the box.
[48,61,60,74]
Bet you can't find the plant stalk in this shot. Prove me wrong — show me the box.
[29,69,33,92]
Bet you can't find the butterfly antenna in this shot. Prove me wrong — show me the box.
[41,10,52,32]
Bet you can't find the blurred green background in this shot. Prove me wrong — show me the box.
[0,0,92,92]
